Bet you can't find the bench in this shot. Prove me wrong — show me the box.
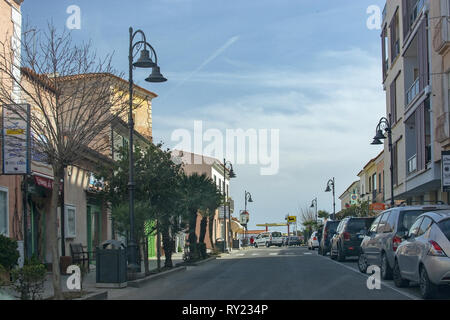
[69,243,90,270]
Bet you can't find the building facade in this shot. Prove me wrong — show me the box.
[381,0,449,205]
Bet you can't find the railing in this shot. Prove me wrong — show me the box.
[406,78,420,106]
[433,16,450,54]
[408,154,417,174]
[410,0,425,29]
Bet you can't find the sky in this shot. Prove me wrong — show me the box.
[21,0,387,232]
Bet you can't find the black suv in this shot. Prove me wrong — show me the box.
[318,220,340,256]
[330,217,375,261]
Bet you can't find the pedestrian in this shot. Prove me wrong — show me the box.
[250,236,254,246]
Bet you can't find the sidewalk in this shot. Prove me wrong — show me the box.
[1,253,185,300]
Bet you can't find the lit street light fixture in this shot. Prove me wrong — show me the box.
[127,27,167,273]
[310,197,318,223]
[371,114,394,207]
[325,178,336,220]
[222,159,236,252]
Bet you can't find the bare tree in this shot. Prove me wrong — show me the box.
[0,23,130,299]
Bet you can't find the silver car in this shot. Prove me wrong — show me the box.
[358,205,450,280]
[393,210,450,299]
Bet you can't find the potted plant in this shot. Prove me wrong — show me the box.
[0,235,20,284]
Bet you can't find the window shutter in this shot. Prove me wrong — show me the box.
[390,79,397,123]
[402,0,409,39]
[390,14,396,63]
[382,28,387,79]
[415,102,426,171]
[417,19,429,91]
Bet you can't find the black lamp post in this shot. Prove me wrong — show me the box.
[222,159,236,253]
[244,191,253,246]
[371,115,394,207]
[310,197,318,223]
[325,178,336,220]
[127,27,166,272]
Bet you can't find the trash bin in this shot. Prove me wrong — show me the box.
[216,240,225,253]
[96,240,127,288]
[232,239,240,249]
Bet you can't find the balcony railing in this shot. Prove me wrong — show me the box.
[406,78,420,106]
[433,16,450,54]
[408,154,417,174]
[410,0,425,29]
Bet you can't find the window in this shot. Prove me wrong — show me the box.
[378,173,382,192]
[399,210,425,232]
[65,205,76,238]
[372,173,377,192]
[377,212,392,233]
[369,177,372,192]
[393,142,398,185]
[438,219,450,242]
[417,217,432,237]
[0,188,8,236]
[409,217,424,237]
[370,214,383,233]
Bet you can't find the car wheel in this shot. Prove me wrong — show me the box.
[358,252,368,274]
[381,252,393,280]
[393,260,409,288]
[254,243,258,248]
[266,242,270,248]
[419,266,438,299]
[337,244,345,262]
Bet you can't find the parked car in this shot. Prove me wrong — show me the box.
[318,220,341,256]
[330,217,375,261]
[254,231,284,248]
[285,235,301,246]
[358,204,450,280]
[393,210,450,299]
[308,232,319,250]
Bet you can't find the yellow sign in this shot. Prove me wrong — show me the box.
[6,129,25,135]
[287,216,296,223]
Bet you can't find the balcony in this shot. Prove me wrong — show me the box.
[406,78,420,106]
[409,0,425,30]
[408,154,417,175]
[433,16,450,55]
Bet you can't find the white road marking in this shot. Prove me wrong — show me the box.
[269,253,278,256]
[304,253,312,255]
[317,254,420,300]
[251,253,260,256]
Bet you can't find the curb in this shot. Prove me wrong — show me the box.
[74,290,108,300]
[127,266,187,288]
[177,256,217,266]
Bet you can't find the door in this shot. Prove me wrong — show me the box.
[364,214,383,266]
[87,204,102,261]
[398,217,424,278]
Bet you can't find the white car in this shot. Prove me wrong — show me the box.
[254,231,284,248]
[308,232,320,250]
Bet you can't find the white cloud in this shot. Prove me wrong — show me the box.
[153,48,385,227]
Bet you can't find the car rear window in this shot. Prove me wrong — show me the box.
[272,232,282,237]
[326,222,340,233]
[346,219,373,233]
[438,219,450,242]
[398,210,426,232]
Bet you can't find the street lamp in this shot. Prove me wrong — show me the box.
[310,197,318,223]
[371,115,394,207]
[127,27,167,273]
[325,178,336,220]
[244,191,253,246]
[223,159,236,253]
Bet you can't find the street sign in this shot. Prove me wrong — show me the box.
[287,216,296,223]
[442,151,450,192]
[2,104,30,175]
[240,211,249,225]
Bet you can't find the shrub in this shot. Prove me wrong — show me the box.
[0,235,20,271]
[10,258,47,300]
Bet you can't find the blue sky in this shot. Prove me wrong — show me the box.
[22,0,386,231]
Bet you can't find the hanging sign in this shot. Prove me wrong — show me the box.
[2,104,30,175]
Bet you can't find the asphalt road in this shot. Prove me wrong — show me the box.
[110,246,450,300]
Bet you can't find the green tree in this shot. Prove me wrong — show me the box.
[318,210,330,220]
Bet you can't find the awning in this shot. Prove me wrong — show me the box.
[231,220,245,234]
